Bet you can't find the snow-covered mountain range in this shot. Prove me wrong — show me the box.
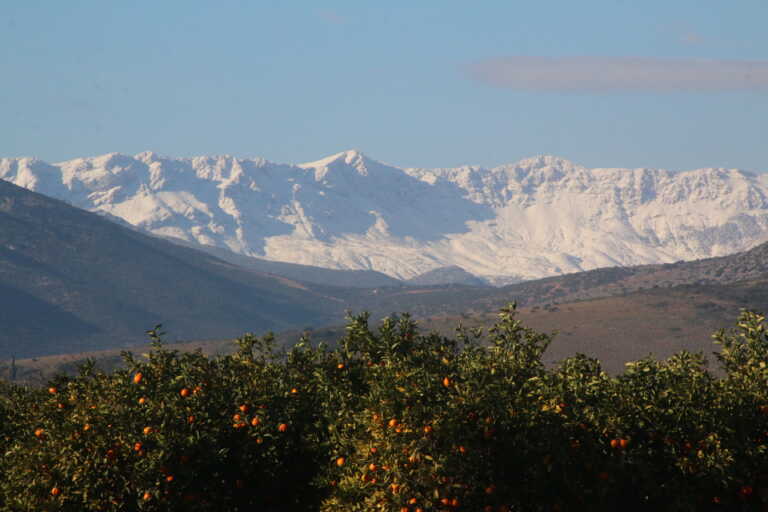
[2,150,767,285]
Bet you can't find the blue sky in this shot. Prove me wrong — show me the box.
[1,1,767,171]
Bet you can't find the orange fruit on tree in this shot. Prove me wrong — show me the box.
[336,457,345,467]
[138,397,147,405]
[610,439,619,449]
[408,497,418,505]
[134,442,143,452]
[423,425,433,434]
[143,426,153,435]
[143,492,152,501]
[34,428,45,438]
[239,404,250,413]
[50,487,61,496]
[187,415,195,424]
[388,418,399,428]
[442,377,451,388]
[451,498,460,507]
[290,388,298,395]
[166,475,174,483]
[278,423,288,432]
[250,417,261,427]
[337,363,345,369]
[620,438,630,449]
[179,388,190,397]
[133,372,143,384]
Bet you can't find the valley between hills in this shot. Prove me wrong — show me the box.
[1,153,768,381]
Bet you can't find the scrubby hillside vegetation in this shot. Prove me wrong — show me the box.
[1,307,767,511]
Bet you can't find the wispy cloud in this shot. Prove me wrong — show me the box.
[464,56,768,93]
[680,32,704,45]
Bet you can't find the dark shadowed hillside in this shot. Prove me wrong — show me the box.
[0,180,347,359]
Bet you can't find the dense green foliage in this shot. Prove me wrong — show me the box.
[1,306,767,511]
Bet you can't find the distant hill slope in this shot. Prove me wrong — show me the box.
[406,266,489,286]
[0,180,346,359]
[416,278,768,374]
[162,236,403,288]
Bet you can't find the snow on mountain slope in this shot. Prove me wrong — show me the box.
[2,151,767,285]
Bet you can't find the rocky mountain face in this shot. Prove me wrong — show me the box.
[3,150,767,285]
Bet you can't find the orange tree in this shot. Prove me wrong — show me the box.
[0,328,329,511]
[1,306,768,511]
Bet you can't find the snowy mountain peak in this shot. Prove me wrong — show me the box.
[512,155,582,170]
[2,150,767,285]
[299,149,368,168]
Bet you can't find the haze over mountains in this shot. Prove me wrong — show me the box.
[3,151,767,285]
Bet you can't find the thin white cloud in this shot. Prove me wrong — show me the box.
[464,56,768,93]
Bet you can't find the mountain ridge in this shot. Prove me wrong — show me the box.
[2,150,767,285]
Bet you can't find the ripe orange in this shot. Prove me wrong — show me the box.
[369,463,378,471]
[239,404,250,413]
[388,418,399,428]
[290,388,298,395]
[423,425,433,434]
[278,423,288,432]
[370,446,378,454]
[390,483,400,494]
[143,426,153,435]
[619,438,629,449]
[187,415,195,424]
[408,498,418,505]
[337,363,345,369]
[457,445,467,454]
[143,492,152,501]
[134,442,143,452]
[250,417,261,427]
[442,377,451,387]
[610,439,619,449]
[336,457,345,467]
[400,508,409,512]
[138,397,147,405]
[132,373,143,384]
[485,485,496,495]
[34,428,45,438]
[50,487,61,496]
[179,388,190,398]
[165,475,174,483]
[451,498,459,507]
[233,414,243,422]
